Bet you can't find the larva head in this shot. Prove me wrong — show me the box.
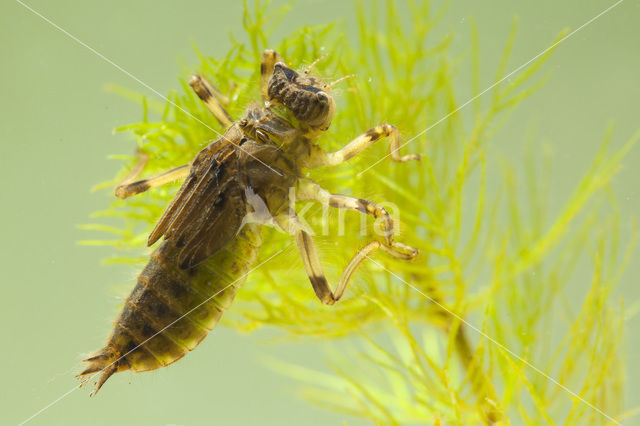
[267,62,335,132]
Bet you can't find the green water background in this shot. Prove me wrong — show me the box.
[1,0,638,424]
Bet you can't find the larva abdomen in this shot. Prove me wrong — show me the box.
[79,224,262,393]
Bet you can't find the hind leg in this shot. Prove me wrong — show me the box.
[278,179,418,305]
[278,213,411,305]
[274,212,344,305]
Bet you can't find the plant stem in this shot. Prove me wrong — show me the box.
[453,323,502,424]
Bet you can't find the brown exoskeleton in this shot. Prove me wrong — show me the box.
[79,50,420,393]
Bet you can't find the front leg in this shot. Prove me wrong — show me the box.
[189,75,233,129]
[115,164,190,199]
[307,124,421,168]
[260,49,284,101]
[113,148,190,199]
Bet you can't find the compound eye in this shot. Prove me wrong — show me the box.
[274,62,298,82]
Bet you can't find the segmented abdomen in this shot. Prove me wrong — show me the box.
[81,224,261,390]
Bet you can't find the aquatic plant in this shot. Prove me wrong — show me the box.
[82,0,637,423]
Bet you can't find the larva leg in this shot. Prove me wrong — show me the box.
[189,75,233,128]
[292,220,335,305]
[273,212,332,303]
[260,49,284,100]
[276,212,367,305]
[335,240,420,300]
[115,163,190,199]
[117,74,229,199]
[296,179,418,259]
[307,124,421,168]
[280,180,418,304]
[281,214,413,305]
[114,149,149,194]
